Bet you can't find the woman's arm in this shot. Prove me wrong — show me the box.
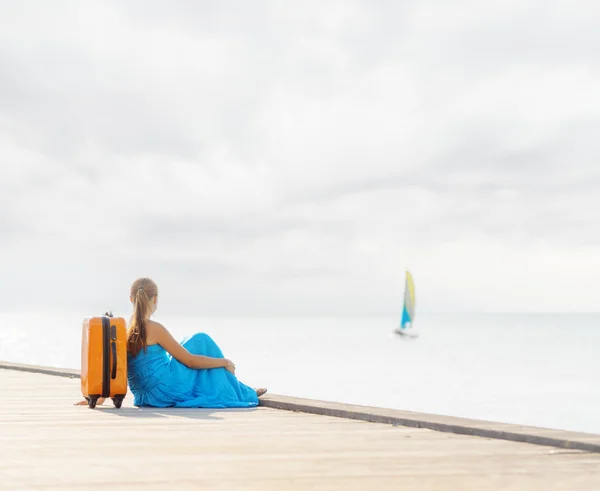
[153,323,235,372]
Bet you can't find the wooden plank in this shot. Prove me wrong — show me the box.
[2,361,598,452]
[259,394,600,452]
[0,360,79,378]
[0,369,599,490]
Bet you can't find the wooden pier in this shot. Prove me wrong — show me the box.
[0,364,599,490]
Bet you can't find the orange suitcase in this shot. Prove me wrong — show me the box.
[81,314,128,409]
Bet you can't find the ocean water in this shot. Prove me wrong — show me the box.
[1,312,598,434]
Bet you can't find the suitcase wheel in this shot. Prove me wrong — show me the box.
[86,396,99,409]
[112,396,124,409]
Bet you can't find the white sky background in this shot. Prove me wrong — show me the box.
[1,1,599,315]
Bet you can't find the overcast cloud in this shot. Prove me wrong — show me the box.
[1,1,599,316]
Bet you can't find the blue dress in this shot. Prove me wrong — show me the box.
[127,332,259,408]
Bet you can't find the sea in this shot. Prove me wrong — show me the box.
[1,312,598,435]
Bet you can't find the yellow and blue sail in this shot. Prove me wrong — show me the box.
[400,271,415,330]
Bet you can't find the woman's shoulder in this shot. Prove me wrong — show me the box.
[146,319,166,332]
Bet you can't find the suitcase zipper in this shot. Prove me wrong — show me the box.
[101,316,110,397]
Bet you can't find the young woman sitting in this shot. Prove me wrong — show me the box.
[77,277,266,407]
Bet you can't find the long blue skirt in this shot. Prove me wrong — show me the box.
[127,332,259,408]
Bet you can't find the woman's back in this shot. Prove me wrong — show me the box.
[127,344,170,401]
[142,319,163,347]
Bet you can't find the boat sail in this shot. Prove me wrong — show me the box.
[394,270,417,337]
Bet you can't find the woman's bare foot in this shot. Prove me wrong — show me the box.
[255,388,267,397]
[74,398,106,406]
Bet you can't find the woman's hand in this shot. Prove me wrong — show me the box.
[223,359,236,374]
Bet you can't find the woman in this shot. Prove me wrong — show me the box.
[78,277,266,408]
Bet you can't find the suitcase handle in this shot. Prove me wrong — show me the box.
[111,341,117,379]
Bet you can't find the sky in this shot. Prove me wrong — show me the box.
[1,1,599,316]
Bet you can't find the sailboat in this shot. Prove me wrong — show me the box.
[393,270,418,338]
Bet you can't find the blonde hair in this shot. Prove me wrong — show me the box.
[127,277,158,357]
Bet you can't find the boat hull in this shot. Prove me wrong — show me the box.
[392,327,419,338]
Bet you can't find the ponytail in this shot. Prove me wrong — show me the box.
[127,278,158,357]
